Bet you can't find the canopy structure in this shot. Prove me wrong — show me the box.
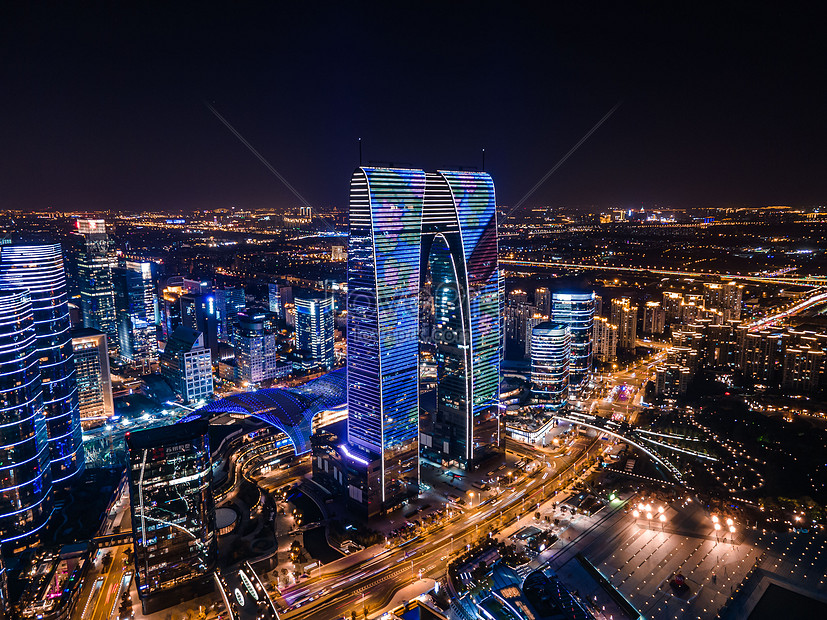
[189,368,346,455]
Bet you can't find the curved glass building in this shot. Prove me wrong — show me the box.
[0,290,53,544]
[348,167,502,514]
[0,245,85,483]
[551,291,595,387]
[530,322,570,411]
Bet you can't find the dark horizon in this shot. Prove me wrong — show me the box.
[2,4,826,213]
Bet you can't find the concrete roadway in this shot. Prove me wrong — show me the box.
[278,437,602,620]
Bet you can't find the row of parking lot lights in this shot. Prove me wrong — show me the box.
[712,514,737,534]
[632,503,667,523]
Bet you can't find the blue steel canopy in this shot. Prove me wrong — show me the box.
[190,368,346,455]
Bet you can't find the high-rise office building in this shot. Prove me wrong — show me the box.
[126,419,217,614]
[642,301,666,335]
[75,219,118,349]
[0,290,53,545]
[551,291,595,386]
[215,286,245,344]
[0,244,84,483]
[295,295,334,370]
[611,297,638,352]
[114,261,158,365]
[530,322,570,411]
[71,328,114,428]
[180,292,219,359]
[159,326,213,404]
[160,279,185,340]
[347,167,501,515]
[267,282,280,317]
[233,310,286,385]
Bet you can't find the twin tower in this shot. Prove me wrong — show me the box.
[347,167,503,514]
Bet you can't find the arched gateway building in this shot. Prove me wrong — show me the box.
[346,167,503,515]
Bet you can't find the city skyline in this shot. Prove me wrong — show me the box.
[2,4,826,214]
[3,5,827,620]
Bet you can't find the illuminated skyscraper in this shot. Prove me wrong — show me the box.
[159,326,213,404]
[76,219,118,350]
[114,261,158,365]
[611,297,638,352]
[551,291,595,386]
[348,167,501,514]
[642,301,666,335]
[295,294,334,370]
[0,290,53,545]
[267,282,281,316]
[215,286,245,344]
[0,244,85,483]
[530,322,570,411]
[126,419,217,613]
[233,310,285,385]
[71,328,115,428]
[592,316,618,363]
[534,286,551,318]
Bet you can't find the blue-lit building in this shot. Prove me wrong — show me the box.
[347,167,502,516]
[0,290,53,545]
[160,326,213,404]
[126,419,216,614]
[267,282,281,317]
[0,244,85,484]
[113,260,158,365]
[551,291,595,387]
[295,294,334,370]
[180,292,219,360]
[75,219,119,351]
[215,286,245,344]
[233,310,287,385]
[530,322,570,411]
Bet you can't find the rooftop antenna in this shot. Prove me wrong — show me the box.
[359,137,362,167]
[482,148,485,172]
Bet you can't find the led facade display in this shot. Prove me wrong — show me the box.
[347,167,502,513]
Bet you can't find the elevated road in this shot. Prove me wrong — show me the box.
[500,258,827,286]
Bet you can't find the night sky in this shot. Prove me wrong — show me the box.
[2,3,825,212]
